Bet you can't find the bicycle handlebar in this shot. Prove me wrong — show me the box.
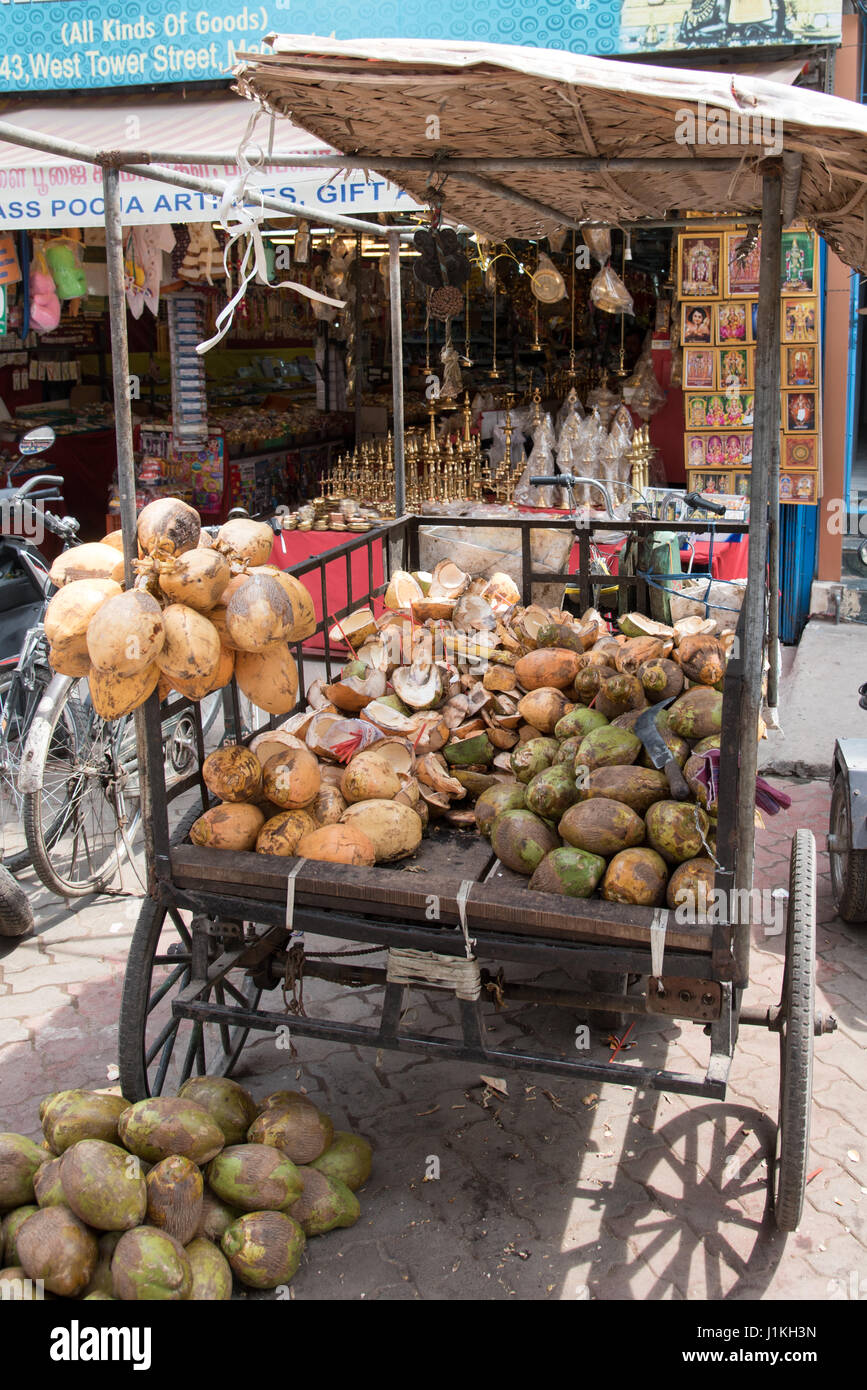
[683,490,727,517]
[12,475,65,497]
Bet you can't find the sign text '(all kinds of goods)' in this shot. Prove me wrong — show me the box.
[0,3,270,91]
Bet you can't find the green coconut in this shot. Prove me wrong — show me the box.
[308,1132,372,1192]
[553,736,584,767]
[83,1291,115,1300]
[33,1155,67,1208]
[117,1098,224,1166]
[111,1226,192,1301]
[667,687,723,741]
[177,1077,259,1147]
[41,1091,130,1154]
[259,1090,317,1114]
[510,737,559,784]
[195,1190,241,1244]
[145,1156,204,1246]
[221,1211,306,1290]
[207,1144,303,1213]
[528,847,606,899]
[645,800,711,866]
[524,765,580,821]
[0,1134,47,1210]
[553,706,609,742]
[186,1236,233,1301]
[288,1168,361,1236]
[17,1204,98,1297]
[602,848,669,907]
[559,797,646,857]
[473,781,526,837]
[0,1266,51,1298]
[83,1231,123,1299]
[666,857,717,917]
[247,1103,334,1166]
[490,809,560,876]
[1,1205,38,1265]
[575,725,641,772]
[60,1140,146,1232]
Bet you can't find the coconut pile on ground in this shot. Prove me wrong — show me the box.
[0,1080,371,1300]
[187,565,740,912]
[43,499,315,718]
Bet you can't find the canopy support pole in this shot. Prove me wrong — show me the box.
[389,231,406,518]
[103,168,156,886]
[733,167,782,988]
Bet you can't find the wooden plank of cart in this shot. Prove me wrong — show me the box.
[7,41,863,1235]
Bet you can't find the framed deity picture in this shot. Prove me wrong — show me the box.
[725,230,762,297]
[685,394,710,429]
[681,301,714,344]
[719,391,753,428]
[686,470,733,495]
[783,344,817,388]
[719,432,748,468]
[782,299,817,343]
[734,473,752,494]
[678,234,723,299]
[685,434,707,470]
[783,389,818,433]
[782,433,819,469]
[703,433,726,468]
[715,301,748,344]
[781,230,816,295]
[779,471,818,505]
[683,346,716,390]
[718,346,751,392]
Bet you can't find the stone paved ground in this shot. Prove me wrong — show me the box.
[1,775,865,1301]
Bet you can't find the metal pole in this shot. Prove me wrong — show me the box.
[353,229,363,451]
[103,168,156,886]
[733,168,782,987]
[767,424,781,710]
[389,230,406,517]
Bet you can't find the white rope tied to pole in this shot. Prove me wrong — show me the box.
[197,108,345,355]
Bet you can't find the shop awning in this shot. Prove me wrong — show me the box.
[234,36,867,272]
[0,95,418,229]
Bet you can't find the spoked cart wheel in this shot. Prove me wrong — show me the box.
[118,815,263,1100]
[772,829,816,1232]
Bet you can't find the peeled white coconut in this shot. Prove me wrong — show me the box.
[391,661,442,711]
[427,561,469,601]
[328,609,377,647]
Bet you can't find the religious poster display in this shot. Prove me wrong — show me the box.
[678,223,820,506]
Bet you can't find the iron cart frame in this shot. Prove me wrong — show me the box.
[0,75,838,1230]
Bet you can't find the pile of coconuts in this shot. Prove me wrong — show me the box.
[0,1079,371,1300]
[182,586,746,918]
[43,498,316,720]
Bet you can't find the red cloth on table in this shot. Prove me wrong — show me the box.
[268,529,384,650]
[566,535,748,582]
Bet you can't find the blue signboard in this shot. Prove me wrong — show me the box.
[0,0,843,94]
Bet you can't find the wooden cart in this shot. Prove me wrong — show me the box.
[116,513,831,1233]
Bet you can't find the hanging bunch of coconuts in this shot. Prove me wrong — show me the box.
[183,554,746,917]
[42,499,316,720]
[0,1079,371,1300]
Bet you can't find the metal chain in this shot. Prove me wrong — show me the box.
[694,803,722,868]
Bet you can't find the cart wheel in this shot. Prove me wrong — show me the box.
[118,896,264,1101]
[772,829,816,1233]
[828,775,867,923]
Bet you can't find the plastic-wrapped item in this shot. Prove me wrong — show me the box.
[590,263,634,315]
[586,381,621,428]
[556,387,585,438]
[531,253,566,303]
[582,227,612,265]
[623,350,666,419]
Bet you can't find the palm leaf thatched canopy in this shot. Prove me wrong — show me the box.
[234,36,867,270]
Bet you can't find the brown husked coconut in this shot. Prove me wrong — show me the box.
[235,644,298,715]
[101,531,125,552]
[89,662,161,720]
[263,747,320,810]
[225,574,294,652]
[86,590,165,676]
[190,803,265,851]
[339,800,423,862]
[256,809,316,856]
[202,746,263,803]
[17,1205,98,1297]
[341,751,401,804]
[251,566,316,641]
[207,644,235,693]
[158,548,231,613]
[44,578,122,677]
[296,823,376,866]
[213,518,274,568]
[310,785,347,826]
[208,603,238,650]
[516,687,572,735]
[146,1156,204,1246]
[156,604,221,697]
[137,497,201,562]
[166,645,234,701]
[248,1102,334,1165]
[49,542,125,588]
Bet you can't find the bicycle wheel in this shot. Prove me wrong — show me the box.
[4,668,81,873]
[0,668,33,870]
[23,690,141,898]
